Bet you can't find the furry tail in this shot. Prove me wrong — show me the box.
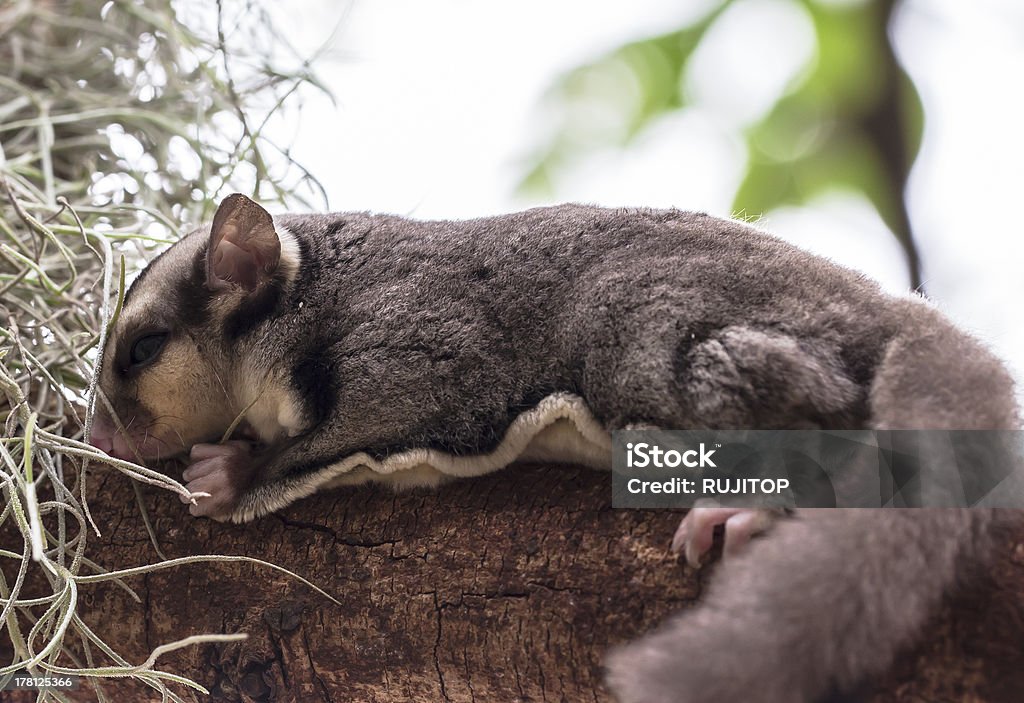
[606,299,1021,703]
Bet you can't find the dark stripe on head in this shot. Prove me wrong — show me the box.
[224,283,281,340]
[174,243,213,329]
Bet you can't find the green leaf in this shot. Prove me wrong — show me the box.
[518,1,730,194]
[734,0,922,241]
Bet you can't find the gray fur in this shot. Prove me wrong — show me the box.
[98,200,1021,702]
[606,508,1009,702]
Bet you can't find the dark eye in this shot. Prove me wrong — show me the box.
[129,333,167,367]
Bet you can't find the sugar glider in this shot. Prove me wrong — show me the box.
[91,194,1020,702]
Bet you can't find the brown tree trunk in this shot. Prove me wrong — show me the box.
[55,464,699,703]
[5,464,1024,702]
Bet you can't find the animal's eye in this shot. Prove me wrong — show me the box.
[129,333,167,367]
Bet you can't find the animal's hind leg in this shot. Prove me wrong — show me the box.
[661,325,865,565]
[678,325,865,429]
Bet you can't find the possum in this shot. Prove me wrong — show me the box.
[90,194,1021,702]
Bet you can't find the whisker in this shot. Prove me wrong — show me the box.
[147,421,187,450]
[206,354,232,405]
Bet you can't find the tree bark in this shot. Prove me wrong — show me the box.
[4,464,1024,702]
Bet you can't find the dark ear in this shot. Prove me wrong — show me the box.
[207,193,281,291]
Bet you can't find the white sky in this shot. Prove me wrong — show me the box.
[269,0,1024,403]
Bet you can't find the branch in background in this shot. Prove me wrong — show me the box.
[519,0,926,291]
[861,0,923,290]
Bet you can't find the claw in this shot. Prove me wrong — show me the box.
[673,507,777,567]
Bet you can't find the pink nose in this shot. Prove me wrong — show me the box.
[91,434,114,454]
[89,414,116,455]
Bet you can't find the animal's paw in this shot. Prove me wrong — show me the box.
[671,506,777,567]
[180,441,257,521]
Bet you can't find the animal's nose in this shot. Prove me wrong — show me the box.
[90,434,114,454]
[89,414,115,455]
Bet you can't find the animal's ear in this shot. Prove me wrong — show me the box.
[207,193,281,291]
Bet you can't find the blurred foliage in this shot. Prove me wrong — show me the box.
[521,0,925,287]
[0,0,328,233]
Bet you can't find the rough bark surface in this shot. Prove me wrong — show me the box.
[4,464,1024,702]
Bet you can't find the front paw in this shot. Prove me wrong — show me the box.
[671,506,777,568]
[180,441,257,521]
